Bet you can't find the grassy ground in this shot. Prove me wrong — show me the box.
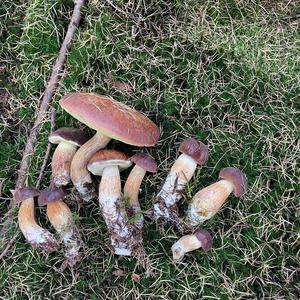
[0,0,299,299]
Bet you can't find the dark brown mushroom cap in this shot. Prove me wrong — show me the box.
[14,187,40,204]
[38,188,66,206]
[219,167,248,197]
[130,153,157,173]
[49,128,89,147]
[194,229,212,252]
[59,93,160,147]
[179,138,209,165]
[87,149,132,176]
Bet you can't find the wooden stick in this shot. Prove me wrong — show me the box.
[0,0,85,251]
[35,108,56,189]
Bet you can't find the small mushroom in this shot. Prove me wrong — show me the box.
[153,138,208,224]
[186,167,248,226]
[15,187,59,252]
[124,153,157,229]
[171,229,212,261]
[60,93,160,201]
[87,149,135,256]
[38,188,82,266]
[49,128,89,187]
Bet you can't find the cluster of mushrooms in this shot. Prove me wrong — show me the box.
[14,93,248,266]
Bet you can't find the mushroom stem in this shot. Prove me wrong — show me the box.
[18,197,59,252]
[153,153,197,221]
[171,234,202,261]
[99,166,134,256]
[186,180,234,226]
[47,200,81,266]
[171,229,212,261]
[71,132,111,201]
[52,141,77,186]
[123,165,146,229]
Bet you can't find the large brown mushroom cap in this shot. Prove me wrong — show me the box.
[14,187,40,204]
[219,167,248,197]
[59,93,160,147]
[130,152,157,173]
[179,138,209,165]
[38,188,66,206]
[49,128,89,147]
[194,229,212,252]
[87,149,132,176]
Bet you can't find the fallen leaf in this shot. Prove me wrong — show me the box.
[113,269,125,277]
[132,273,141,283]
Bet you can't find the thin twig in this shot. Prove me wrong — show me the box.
[35,108,56,189]
[0,232,18,260]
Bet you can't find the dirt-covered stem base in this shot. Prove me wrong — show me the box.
[18,198,59,252]
[99,166,142,256]
[153,153,197,224]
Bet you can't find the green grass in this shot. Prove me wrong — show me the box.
[0,0,299,298]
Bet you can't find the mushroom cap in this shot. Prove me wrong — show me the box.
[219,167,248,197]
[130,152,157,173]
[49,127,89,147]
[87,149,132,176]
[194,229,212,252]
[59,93,160,147]
[38,187,66,206]
[179,138,209,165]
[14,187,40,204]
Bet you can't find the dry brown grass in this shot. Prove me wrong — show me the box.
[0,0,299,299]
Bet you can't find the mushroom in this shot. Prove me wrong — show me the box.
[15,187,59,252]
[186,167,248,226]
[124,152,157,229]
[153,138,208,224]
[87,149,136,256]
[38,188,82,266]
[171,229,212,261]
[59,93,160,201]
[49,128,89,187]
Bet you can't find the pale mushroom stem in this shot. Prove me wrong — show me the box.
[18,197,59,252]
[186,180,234,226]
[123,165,146,229]
[99,166,134,256]
[47,200,81,266]
[171,234,202,261]
[71,132,111,201]
[52,141,77,187]
[153,153,197,221]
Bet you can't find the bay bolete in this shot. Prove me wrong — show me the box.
[87,149,135,256]
[124,152,157,230]
[49,128,89,187]
[59,93,160,201]
[15,187,59,252]
[153,138,208,224]
[171,229,212,261]
[186,167,248,225]
[38,187,82,266]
